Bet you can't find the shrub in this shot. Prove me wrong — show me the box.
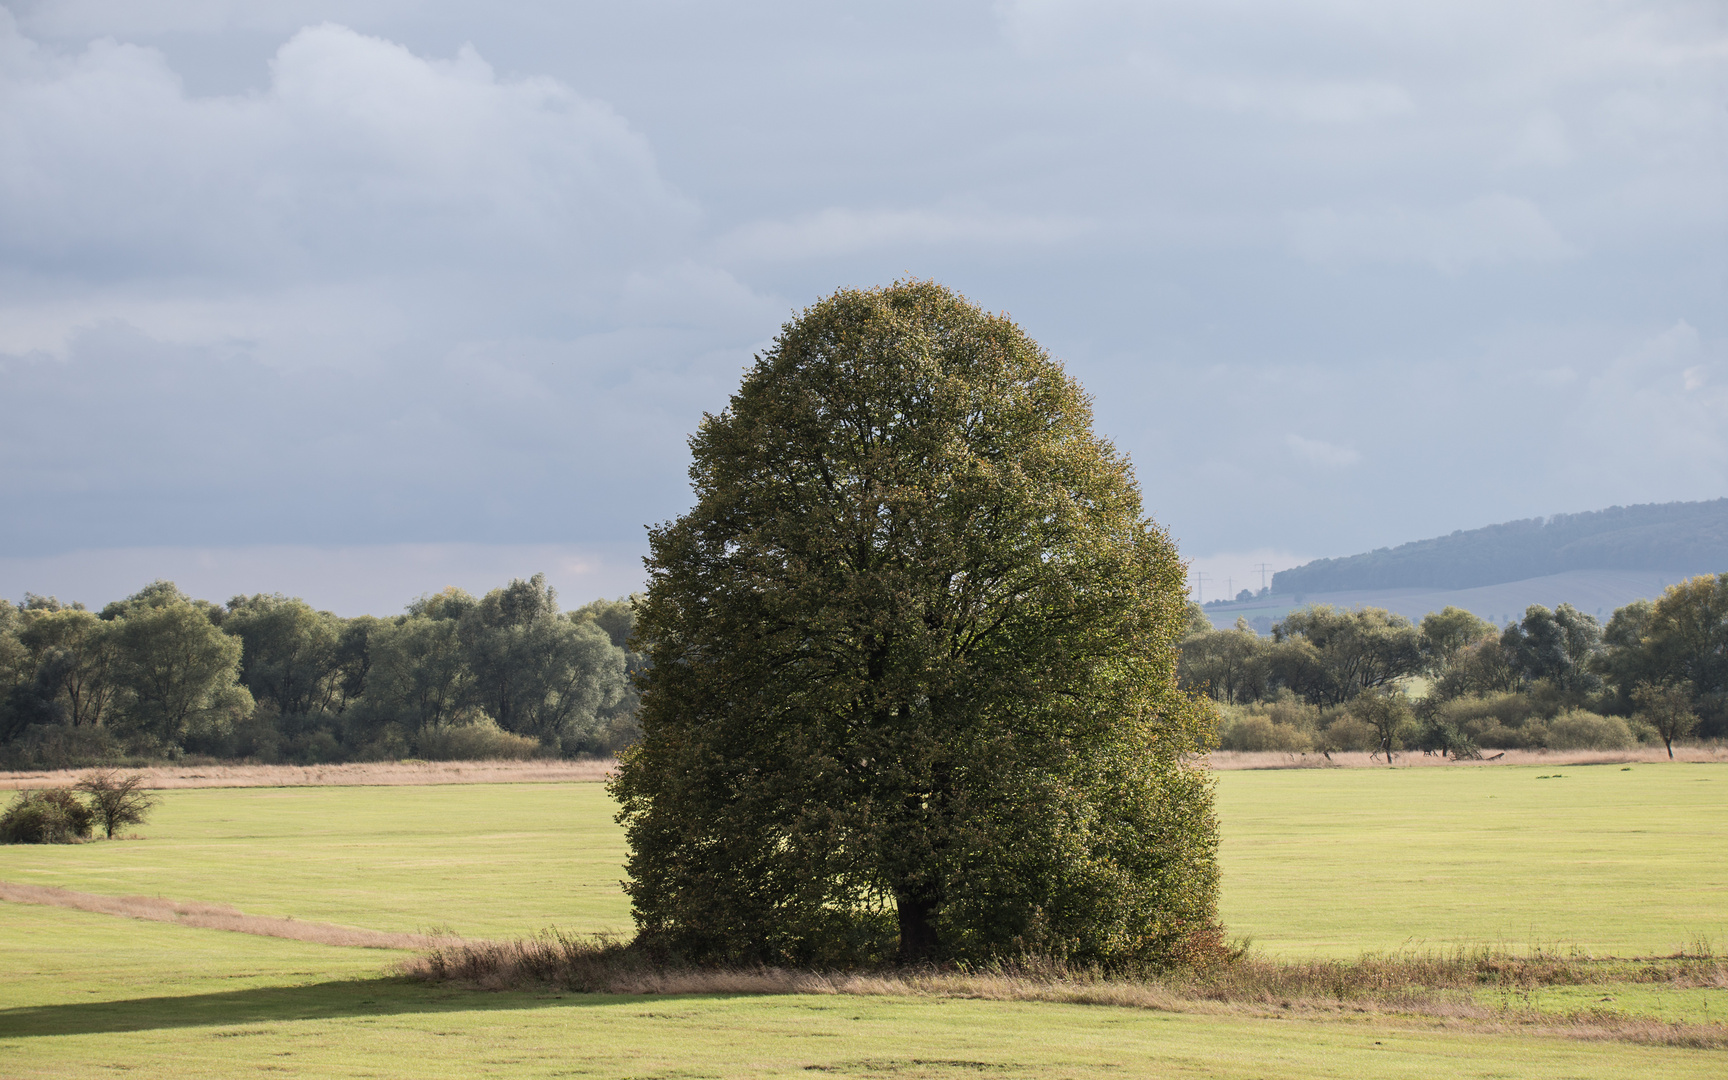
[415,715,542,761]
[1546,710,1635,751]
[0,787,95,843]
[1217,714,1312,752]
[1319,714,1377,752]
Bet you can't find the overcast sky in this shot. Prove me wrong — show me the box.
[2,1,1724,613]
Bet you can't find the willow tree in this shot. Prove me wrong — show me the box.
[611,282,1218,968]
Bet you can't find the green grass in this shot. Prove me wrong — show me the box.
[1477,982,1728,1025]
[0,928,1718,1079]
[0,903,404,1012]
[1214,762,1728,956]
[0,782,631,938]
[2,764,1725,1075]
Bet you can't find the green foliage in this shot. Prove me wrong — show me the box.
[614,281,1218,969]
[1419,606,1495,673]
[1605,575,1728,739]
[1271,605,1424,706]
[0,786,94,843]
[1631,681,1699,759]
[2,575,638,766]
[1216,712,1313,752]
[1344,689,1416,760]
[73,768,158,838]
[106,582,252,749]
[223,594,347,719]
[1500,603,1602,694]
[414,712,545,760]
[1179,620,1272,705]
[1544,710,1636,751]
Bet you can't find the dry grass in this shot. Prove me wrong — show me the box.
[404,933,1728,1049]
[1206,745,1728,770]
[0,879,443,949]
[0,758,618,791]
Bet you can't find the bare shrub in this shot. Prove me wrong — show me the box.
[75,769,158,839]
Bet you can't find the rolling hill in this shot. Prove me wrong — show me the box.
[1271,498,1728,595]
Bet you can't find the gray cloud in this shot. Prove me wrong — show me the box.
[0,1,1723,610]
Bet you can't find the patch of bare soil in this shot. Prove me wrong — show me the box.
[0,758,617,791]
[1205,746,1728,770]
[0,880,442,949]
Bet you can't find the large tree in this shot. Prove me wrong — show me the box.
[612,282,1218,969]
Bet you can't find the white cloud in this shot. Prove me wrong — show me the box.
[0,17,691,295]
[1285,435,1361,469]
[1287,194,1577,272]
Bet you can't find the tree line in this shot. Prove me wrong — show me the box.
[0,575,641,768]
[1181,572,1727,758]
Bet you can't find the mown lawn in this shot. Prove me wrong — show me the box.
[1214,761,1728,956]
[1,763,1724,1076]
[0,781,632,938]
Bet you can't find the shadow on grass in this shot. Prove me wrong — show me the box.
[0,977,626,1038]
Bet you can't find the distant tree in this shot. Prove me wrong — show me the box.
[15,608,123,730]
[106,583,251,748]
[74,769,158,839]
[1627,575,1728,737]
[1234,588,1254,603]
[460,575,627,747]
[223,595,346,718]
[1500,604,1602,694]
[570,596,647,748]
[614,282,1219,968]
[1429,634,1519,700]
[1348,689,1415,762]
[363,607,474,732]
[1419,606,1495,674]
[1183,600,1213,638]
[1270,606,1423,706]
[1594,598,1655,714]
[1179,620,1272,704]
[1631,681,1698,759]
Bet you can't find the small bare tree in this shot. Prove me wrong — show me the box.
[75,770,158,839]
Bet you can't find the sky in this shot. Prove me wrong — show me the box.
[1,0,1724,614]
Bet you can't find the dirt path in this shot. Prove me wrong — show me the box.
[0,879,442,949]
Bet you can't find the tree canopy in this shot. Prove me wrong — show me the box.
[611,281,1219,969]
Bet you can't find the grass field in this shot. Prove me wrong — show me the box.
[1215,761,1728,956]
[2,762,1724,1076]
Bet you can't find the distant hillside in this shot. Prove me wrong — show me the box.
[1272,499,1728,594]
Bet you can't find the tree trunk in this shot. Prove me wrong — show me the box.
[1666,736,1674,760]
[895,889,940,965]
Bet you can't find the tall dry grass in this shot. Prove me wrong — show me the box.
[404,933,1728,1048]
[1206,745,1728,770]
